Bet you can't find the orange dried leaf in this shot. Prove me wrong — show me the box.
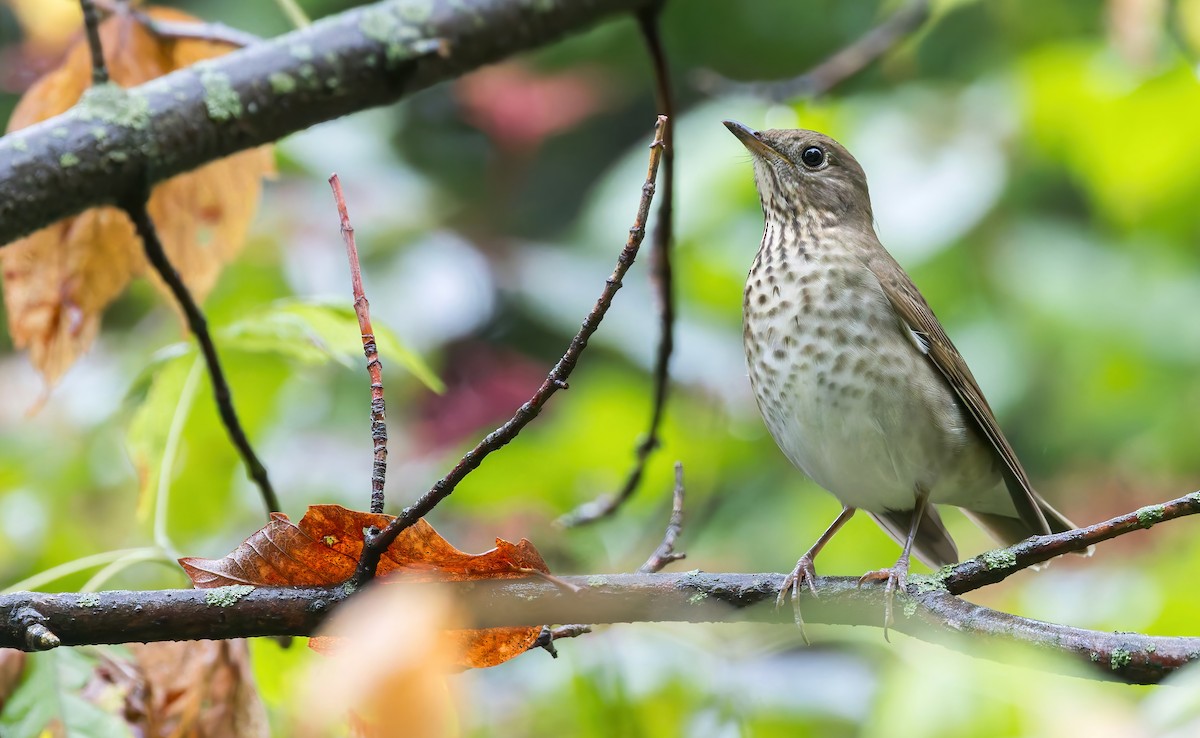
[0,7,273,383]
[180,505,551,668]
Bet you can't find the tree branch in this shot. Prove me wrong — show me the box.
[0,0,658,247]
[1,572,1194,684]
[350,115,668,586]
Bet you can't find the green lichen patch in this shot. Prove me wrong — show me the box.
[75,83,150,129]
[199,69,242,122]
[687,591,708,605]
[59,152,79,168]
[290,43,314,60]
[980,548,1017,571]
[269,72,297,95]
[360,5,427,63]
[901,595,918,618]
[585,575,609,587]
[1135,505,1164,529]
[1110,647,1132,671]
[909,573,948,595]
[204,584,255,607]
[78,593,101,607]
[12,139,28,152]
[398,0,434,23]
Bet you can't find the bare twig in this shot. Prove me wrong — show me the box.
[91,0,261,47]
[329,175,389,515]
[516,568,583,595]
[79,0,109,85]
[4,572,1198,684]
[132,14,260,48]
[939,490,1200,595]
[121,197,280,517]
[560,7,676,527]
[697,0,931,100]
[638,462,686,574]
[348,116,670,586]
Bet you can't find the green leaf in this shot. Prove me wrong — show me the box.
[126,354,202,522]
[219,299,444,392]
[0,650,133,738]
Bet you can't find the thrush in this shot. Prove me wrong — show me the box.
[724,120,1080,633]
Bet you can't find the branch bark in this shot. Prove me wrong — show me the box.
[0,0,656,247]
[1,573,1194,685]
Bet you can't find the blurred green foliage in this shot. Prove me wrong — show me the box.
[3,0,1200,734]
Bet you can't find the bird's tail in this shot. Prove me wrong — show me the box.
[962,494,1092,557]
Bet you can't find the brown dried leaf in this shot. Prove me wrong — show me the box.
[129,640,269,738]
[0,648,27,714]
[0,7,273,383]
[180,505,550,668]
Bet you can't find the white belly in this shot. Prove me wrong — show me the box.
[743,253,1001,514]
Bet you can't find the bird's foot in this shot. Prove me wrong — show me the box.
[857,558,911,642]
[776,555,819,645]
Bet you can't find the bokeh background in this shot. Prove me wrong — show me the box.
[3,0,1200,735]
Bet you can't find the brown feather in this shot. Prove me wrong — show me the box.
[865,250,1053,537]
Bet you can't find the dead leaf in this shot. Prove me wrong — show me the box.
[180,505,550,668]
[0,648,27,714]
[296,585,460,738]
[0,6,273,384]
[129,640,269,738]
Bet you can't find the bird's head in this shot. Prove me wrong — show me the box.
[723,120,873,226]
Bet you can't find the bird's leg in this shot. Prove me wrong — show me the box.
[857,486,930,641]
[779,506,856,642]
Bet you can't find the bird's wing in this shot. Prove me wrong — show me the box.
[866,250,1052,536]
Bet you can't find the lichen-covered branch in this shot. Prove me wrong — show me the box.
[0,0,657,247]
[0,573,1193,684]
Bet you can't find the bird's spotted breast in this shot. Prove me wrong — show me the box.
[742,226,993,512]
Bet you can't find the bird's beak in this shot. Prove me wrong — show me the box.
[723,119,781,161]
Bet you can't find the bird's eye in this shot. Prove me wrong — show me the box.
[800,146,825,168]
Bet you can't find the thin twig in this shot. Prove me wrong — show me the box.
[132,14,260,48]
[91,0,261,47]
[515,569,583,595]
[121,197,280,517]
[638,462,686,574]
[329,175,389,515]
[559,6,676,527]
[349,116,669,586]
[938,490,1200,595]
[79,0,109,85]
[696,0,931,100]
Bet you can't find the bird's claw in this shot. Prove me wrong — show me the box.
[776,555,818,645]
[857,561,909,642]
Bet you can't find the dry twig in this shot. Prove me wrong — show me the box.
[329,175,389,515]
[350,116,670,586]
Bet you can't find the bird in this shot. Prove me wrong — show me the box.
[724,120,1080,633]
